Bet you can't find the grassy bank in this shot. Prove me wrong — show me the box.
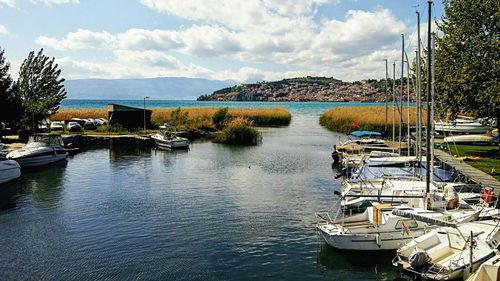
[446,145,500,180]
[320,106,421,133]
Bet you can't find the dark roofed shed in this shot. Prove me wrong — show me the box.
[108,104,152,130]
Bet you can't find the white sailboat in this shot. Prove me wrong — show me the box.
[315,203,479,251]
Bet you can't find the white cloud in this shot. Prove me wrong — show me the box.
[0,0,15,7]
[34,1,411,82]
[0,0,78,7]
[36,29,114,50]
[0,24,8,34]
[31,0,79,5]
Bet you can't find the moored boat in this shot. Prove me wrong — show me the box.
[435,118,490,134]
[6,133,68,168]
[151,131,189,149]
[393,219,500,280]
[0,157,21,184]
[315,203,478,251]
[443,134,497,145]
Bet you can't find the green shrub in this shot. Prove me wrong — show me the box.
[212,107,231,129]
[214,117,261,145]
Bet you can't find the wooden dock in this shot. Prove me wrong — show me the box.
[433,149,500,192]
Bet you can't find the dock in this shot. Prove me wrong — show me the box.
[433,149,500,192]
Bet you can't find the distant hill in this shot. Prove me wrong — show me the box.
[197,76,411,102]
[64,77,236,100]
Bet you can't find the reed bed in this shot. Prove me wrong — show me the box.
[52,107,292,128]
[51,109,107,120]
[320,106,424,133]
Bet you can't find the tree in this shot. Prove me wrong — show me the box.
[17,48,67,130]
[0,47,22,131]
[435,0,500,132]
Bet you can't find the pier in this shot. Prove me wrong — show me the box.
[434,149,500,192]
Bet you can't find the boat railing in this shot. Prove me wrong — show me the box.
[315,212,333,223]
[485,219,500,248]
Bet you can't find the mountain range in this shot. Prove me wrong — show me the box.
[63,77,236,100]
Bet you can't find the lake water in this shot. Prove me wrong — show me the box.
[0,100,408,280]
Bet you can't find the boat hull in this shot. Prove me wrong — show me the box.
[316,223,425,251]
[8,149,67,168]
[0,160,21,184]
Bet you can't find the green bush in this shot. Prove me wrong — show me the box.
[214,117,261,145]
[212,107,231,129]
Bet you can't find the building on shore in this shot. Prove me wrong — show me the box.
[107,104,152,130]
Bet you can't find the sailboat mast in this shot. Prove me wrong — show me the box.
[416,11,422,168]
[393,62,396,143]
[425,0,432,195]
[431,31,436,181]
[385,59,389,133]
[400,34,404,153]
[406,55,411,157]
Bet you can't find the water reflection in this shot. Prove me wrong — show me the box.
[22,160,67,209]
[316,243,410,280]
[108,144,152,163]
[0,179,21,211]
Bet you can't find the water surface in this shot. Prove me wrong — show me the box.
[0,102,409,280]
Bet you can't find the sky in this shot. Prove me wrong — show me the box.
[0,0,444,83]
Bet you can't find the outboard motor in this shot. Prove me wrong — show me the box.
[331,145,340,165]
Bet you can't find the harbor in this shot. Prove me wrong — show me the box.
[0,0,498,280]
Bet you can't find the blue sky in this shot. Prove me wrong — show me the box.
[0,0,444,82]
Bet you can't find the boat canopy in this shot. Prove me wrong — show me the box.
[350,130,382,138]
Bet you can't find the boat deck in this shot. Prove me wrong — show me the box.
[434,149,500,192]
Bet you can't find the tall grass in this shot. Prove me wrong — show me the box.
[320,106,424,133]
[51,109,107,120]
[52,107,292,127]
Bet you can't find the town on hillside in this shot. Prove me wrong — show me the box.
[197,76,414,102]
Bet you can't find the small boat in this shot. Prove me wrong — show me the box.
[443,134,497,145]
[0,157,21,184]
[6,133,68,168]
[435,118,490,134]
[50,121,64,131]
[66,121,83,132]
[83,119,97,130]
[393,219,500,280]
[151,131,189,149]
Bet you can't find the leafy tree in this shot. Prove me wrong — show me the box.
[435,0,499,132]
[17,48,67,130]
[0,47,22,131]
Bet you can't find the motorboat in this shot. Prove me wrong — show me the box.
[0,157,21,184]
[66,121,83,132]
[315,203,478,251]
[393,219,500,280]
[6,133,68,168]
[151,131,189,149]
[443,134,497,145]
[50,121,64,131]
